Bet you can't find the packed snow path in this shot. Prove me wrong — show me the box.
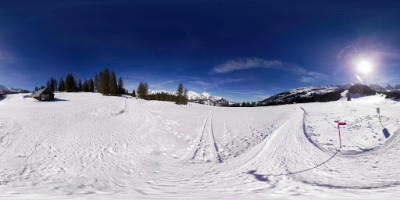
[0,93,399,199]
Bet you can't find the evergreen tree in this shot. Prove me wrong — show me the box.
[176,83,188,105]
[98,72,103,93]
[94,74,99,92]
[137,82,146,99]
[83,79,89,92]
[40,85,45,89]
[183,88,189,104]
[110,71,118,95]
[118,77,124,94]
[144,82,148,95]
[58,78,65,92]
[53,78,57,92]
[100,69,110,95]
[132,89,136,97]
[176,83,184,104]
[88,78,94,92]
[46,80,51,90]
[65,73,76,92]
[78,79,83,92]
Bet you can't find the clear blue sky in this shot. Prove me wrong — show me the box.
[1,0,400,101]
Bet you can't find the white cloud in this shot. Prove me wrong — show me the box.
[213,58,287,73]
[300,72,328,83]
[213,57,327,83]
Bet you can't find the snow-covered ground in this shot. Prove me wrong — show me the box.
[0,93,399,199]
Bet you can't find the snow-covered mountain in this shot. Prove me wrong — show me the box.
[148,89,229,106]
[8,86,28,93]
[258,85,343,106]
[0,85,11,94]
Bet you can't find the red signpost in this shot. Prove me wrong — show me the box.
[334,121,347,148]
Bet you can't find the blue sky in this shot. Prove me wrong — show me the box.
[1,0,400,101]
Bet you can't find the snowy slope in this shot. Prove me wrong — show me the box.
[259,85,343,105]
[0,93,400,199]
[0,85,11,94]
[8,86,27,93]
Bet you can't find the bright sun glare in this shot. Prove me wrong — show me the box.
[357,60,372,74]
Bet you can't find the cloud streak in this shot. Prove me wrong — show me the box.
[213,57,327,83]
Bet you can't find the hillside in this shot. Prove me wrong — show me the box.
[258,85,344,106]
[0,92,399,199]
[0,85,11,94]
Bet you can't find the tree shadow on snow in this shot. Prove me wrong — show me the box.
[248,151,339,182]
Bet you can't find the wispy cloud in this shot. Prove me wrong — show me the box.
[213,57,327,83]
[300,72,328,83]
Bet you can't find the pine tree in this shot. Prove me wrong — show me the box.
[137,82,146,99]
[78,79,83,92]
[110,72,118,95]
[132,89,136,97]
[144,82,149,97]
[83,79,89,92]
[94,74,99,92]
[58,78,65,92]
[118,77,124,94]
[88,78,94,92]
[47,80,51,90]
[65,73,76,92]
[176,83,184,104]
[98,72,103,93]
[183,88,189,104]
[100,69,110,95]
[53,78,57,92]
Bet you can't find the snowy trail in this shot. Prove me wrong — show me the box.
[0,93,400,199]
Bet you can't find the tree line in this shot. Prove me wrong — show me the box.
[35,68,188,105]
[135,82,188,105]
[35,68,126,95]
[228,101,258,107]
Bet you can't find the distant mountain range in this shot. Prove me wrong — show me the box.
[258,83,400,106]
[148,89,230,106]
[0,85,29,94]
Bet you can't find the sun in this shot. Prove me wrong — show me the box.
[357,60,372,74]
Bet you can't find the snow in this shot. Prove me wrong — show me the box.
[0,92,400,199]
[259,85,342,105]
[149,89,225,105]
[8,86,25,93]
[0,85,11,94]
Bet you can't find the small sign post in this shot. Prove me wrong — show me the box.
[377,107,381,122]
[334,121,347,148]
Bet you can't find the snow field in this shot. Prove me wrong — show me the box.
[0,93,399,199]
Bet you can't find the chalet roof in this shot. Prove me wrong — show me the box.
[31,88,54,97]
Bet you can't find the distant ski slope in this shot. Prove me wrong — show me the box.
[0,93,399,199]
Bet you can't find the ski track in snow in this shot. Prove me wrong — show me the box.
[0,93,399,199]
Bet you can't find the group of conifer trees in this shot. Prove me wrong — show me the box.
[94,68,126,95]
[228,101,257,107]
[35,68,126,95]
[135,82,188,105]
[34,68,188,105]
